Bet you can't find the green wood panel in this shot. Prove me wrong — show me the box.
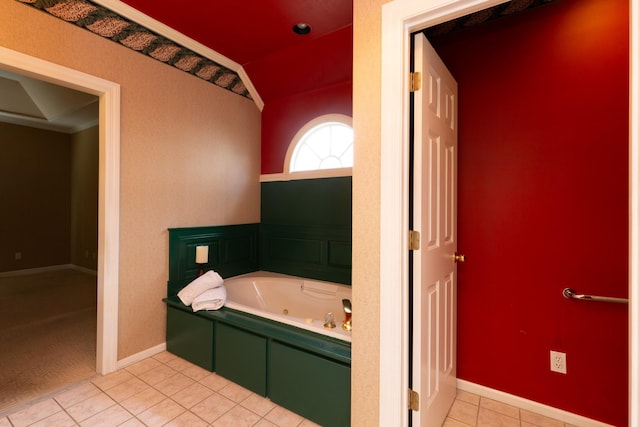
[166,306,214,371]
[269,341,351,427]
[165,297,351,364]
[167,224,259,296]
[259,177,352,285]
[215,322,267,396]
[261,177,351,227]
[260,224,351,284]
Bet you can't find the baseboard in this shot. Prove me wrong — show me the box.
[0,264,97,277]
[69,265,98,276]
[457,379,615,427]
[116,343,167,370]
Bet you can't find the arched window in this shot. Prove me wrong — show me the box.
[284,114,353,177]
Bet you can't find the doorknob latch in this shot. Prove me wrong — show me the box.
[454,253,465,263]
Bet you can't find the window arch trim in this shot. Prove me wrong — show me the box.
[282,113,353,180]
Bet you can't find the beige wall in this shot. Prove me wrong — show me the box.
[71,125,99,270]
[352,0,390,425]
[0,1,261,358]
[0,122,72,271]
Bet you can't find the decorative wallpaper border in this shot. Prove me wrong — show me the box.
[17,0,252,100]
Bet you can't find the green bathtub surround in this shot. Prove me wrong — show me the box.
[261,177,352,285]
[166,179,353,427]
[164,297,351,427]
[167,224,260,296]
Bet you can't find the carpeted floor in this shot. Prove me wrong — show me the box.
[0,268,97,415]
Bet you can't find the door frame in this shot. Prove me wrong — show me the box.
[379,0,639,425]
[0,46,121,375]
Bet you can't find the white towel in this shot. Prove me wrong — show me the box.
[191,285,227,311]
[177,270,224,306]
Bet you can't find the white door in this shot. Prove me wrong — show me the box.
[411,32,458,427]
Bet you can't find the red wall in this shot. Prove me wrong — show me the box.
[431,0,629,424]
[261,81,352,174]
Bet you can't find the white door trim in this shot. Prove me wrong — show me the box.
[379,0,639,425]
[0,46,121,375]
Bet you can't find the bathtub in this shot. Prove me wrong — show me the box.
[223,271,352,342]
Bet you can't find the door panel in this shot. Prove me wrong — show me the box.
[412,32,458,427]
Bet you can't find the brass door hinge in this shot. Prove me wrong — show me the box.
[408,389,420,411]
[409,230,421,251]
[410,72,422,92]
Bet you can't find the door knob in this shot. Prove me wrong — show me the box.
[454,253,465,263]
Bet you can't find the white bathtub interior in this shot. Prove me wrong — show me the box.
[223,271,352,342]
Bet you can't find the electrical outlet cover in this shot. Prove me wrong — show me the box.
[550,350,567,374]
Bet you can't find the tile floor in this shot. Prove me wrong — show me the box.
[443,389,577,427]
[0,351,576,427]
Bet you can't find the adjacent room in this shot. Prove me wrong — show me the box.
[0,77,99,413]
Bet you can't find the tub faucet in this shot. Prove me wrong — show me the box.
[342,299,352,331]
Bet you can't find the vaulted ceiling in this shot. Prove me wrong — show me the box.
[107,0,354,108]
[7,0,557,131]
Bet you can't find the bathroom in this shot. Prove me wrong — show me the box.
[0,0,635,426]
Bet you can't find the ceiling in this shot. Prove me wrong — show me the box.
[118,0,353,67]
[0,69,98,134]
[114,0,353,106]
[6,0,557,132]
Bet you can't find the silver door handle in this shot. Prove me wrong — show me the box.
[563,288,628,304]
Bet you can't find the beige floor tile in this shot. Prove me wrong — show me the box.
[103,377,148,403]
[443,417,475,427]
[479,397,520,419]
[118,418,146,427]
[165,356,198,372]
[180,364,211,382]
[171,382,215,409]
[79,404,132,427]
[447,399,479,426]
[54,382,102,409]
[66,393,116,423]
[91,370,134,392]
[520,409,564,427]
[124,358,163,377]
[456,390,481,406]
[190,393,236,424]
[137,364,178,386]
[477,407,520,427]
[299,419,323,426]
[240,393,276,417]
[8,398,62,427]
[152,351,179,365]
[212,405,261,427]
[137,398,185,426]
[154,372,195,397]
[163,410,209,427]
[253,420,278,427]
[218,382,252,403]
[29,410,77,427]
[0,417,11,427]
[264,405,304,427]
[198,372,231,391]
[119,387,166,415]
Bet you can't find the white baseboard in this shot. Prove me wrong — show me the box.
[116,343,167,370]
[69,265,98,276]
[0,264,97,277]
[457,379,615,427]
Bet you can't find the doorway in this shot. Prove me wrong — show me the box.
[0,46,121,376]
[379,0,639,425]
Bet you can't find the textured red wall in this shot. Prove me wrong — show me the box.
[261,81,352,174]
[431,0,629,424]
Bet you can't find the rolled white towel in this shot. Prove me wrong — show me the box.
[191,285,227,312]
[177,270,224,306]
